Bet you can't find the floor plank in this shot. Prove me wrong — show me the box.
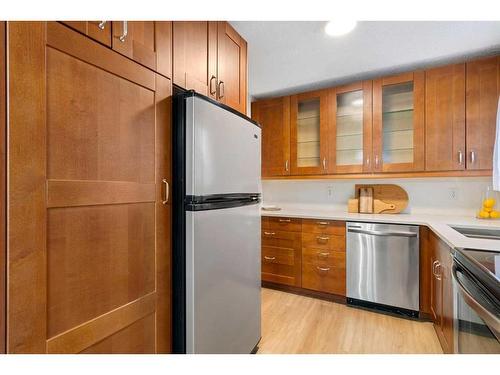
[258,288,443,354]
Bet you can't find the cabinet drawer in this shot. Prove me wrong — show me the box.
[262,246,295,266]
[262,230,301,249]
[302,248,345,268]
[262,216,302,232]
[302,219,345,235]
[301,232,345,251]
[302,261,346,295]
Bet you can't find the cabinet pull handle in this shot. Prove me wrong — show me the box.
[317,221,329,226]
[470,151,476,164]
[322,157,327,170]
[263,231,275,236]
[375,155,379,168]
[316,236,330,242]
[458,150,463,165]
[317,266,330,272]
[218,81,225,99]
[209,75,217,96]
[318,252,330,257]
[119,21,128,42]
[162,179,169,204]
[264,256,276,261]
[285,159,289,172]
[432,260,438,277]
[435,262,442,280]
[279,219,291,223]
[98,21,107,30]
[366,157,370,166]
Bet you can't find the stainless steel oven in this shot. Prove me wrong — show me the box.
[453,249,500,354]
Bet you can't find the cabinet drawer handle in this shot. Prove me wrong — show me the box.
[317,221,329,226]
[119,21,128,42]
[209,75,217,96]
[316,236,330,242]
[264,256,276,261]
[162,179,169,205]
[218,80,225,99]
[263,231,275,236]
[98,21,107,30]
[278,219,291,223]
[318,252,330,257]
[317,266,330,272]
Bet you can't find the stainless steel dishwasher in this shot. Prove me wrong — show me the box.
[346,222,420,317]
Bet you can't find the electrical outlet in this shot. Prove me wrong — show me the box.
[449,187,458,201]
[327,185,334,200]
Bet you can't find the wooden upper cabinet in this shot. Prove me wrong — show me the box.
[155,21,172,79]
[328,81,373,174]
[252,97,291,177]
[112,21,157,71]
[172,21,217,97]
[290,90,329,175]
[61,21,112,47]
[373,72,425,172]
[425,63,466,171]
[217,21,247,114]
[466,56,500,170]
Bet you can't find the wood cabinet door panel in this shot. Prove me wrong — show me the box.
[466,56,500,170]
[262,246,295,266]
[425,64,466,171]
[252,97,291,177]
[302,261,346,295]
[301,233,345,251]
[173,21,215,96]
[290,89,329,175]
[61,21,112,47]
[155,21,172,79]
[301,219,345,235]
[373,72,425,172]
[112,21,156,71]
[262,216,302,232]
[328,81,373,174]
[7,22,171,353]
[217,21,247,114]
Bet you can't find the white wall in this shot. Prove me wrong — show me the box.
[262,177,491,216]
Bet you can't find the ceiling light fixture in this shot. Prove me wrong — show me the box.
[325,20,357,37]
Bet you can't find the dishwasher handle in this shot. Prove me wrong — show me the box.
[347,227,417,238]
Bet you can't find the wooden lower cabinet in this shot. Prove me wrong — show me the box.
[7,22,172,354]
[428,230,454,353]
[261,217,346,297]
[261,217,302,286]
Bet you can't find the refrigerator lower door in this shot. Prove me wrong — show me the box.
[185,203,261,353]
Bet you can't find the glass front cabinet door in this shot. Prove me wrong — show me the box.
[328,81,373,174]
[372,72,425,172]
[290,90,329,175]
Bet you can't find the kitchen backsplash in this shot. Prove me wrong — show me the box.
[261,177,491,216]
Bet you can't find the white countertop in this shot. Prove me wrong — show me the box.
[261,205,500,252]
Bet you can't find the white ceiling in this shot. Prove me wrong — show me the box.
[230,21,500,99]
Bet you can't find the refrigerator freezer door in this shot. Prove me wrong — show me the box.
[185,203,261,353]
[185,96,261,196]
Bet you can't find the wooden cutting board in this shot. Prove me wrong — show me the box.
[354,184,408,214]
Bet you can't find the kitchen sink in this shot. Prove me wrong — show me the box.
[451,226,500,240]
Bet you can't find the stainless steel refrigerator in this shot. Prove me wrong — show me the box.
[172,90,262,354]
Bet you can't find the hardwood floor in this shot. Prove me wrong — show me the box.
[258,288,443,354]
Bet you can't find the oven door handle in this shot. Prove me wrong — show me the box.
[347,228,417,237]
[452,264,500,339]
